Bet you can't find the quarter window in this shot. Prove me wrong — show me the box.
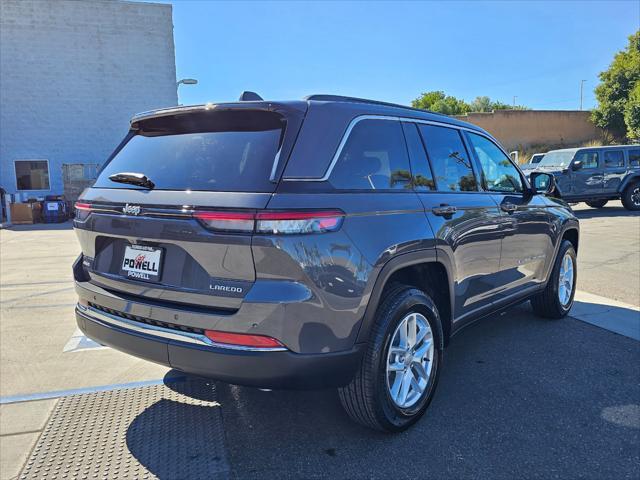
[467,132,523,193]
[401,122,435,191]
[604,150,625,168]
[15,160,50,190]
[629,149,640,167]
[329,119,412,190]
[574,151,599,169]
[418,125,477,192]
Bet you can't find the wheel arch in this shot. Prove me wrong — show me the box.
[619,174,640,193]
[356,250,454,347]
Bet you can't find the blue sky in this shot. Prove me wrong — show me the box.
[160,0,638,110]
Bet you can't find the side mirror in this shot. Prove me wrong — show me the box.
[572,160,583,171]
[530,172,556,195]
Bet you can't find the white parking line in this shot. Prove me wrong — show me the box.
[571,291,640,341]
[62,328,108,353]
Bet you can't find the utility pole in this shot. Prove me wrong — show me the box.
[580,80,587,110]
[512,96,517,108]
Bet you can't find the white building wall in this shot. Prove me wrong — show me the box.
[0,0,178,197]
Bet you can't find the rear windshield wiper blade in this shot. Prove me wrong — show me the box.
[108,172,155,189]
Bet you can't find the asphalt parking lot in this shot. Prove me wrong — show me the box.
[1,201,638,479]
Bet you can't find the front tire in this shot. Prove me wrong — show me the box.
[531,240,577,319]
[338,286,443,432]
[621,182,640,211]
[585,199,608,208]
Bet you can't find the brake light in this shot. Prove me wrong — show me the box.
[74,202,92,221]
[204,330,285,349]
[193,210,345,234]
[255,210,344,234]
[193,211,254,232]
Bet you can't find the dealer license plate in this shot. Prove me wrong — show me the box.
[120,244,163,282]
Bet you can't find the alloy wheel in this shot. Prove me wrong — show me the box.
[558,252,575,307]
[386,312,435,409]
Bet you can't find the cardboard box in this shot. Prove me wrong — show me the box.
[10,203,36,224]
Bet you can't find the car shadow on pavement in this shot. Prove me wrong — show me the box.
[212,307,640,479]
[2,221,73,231]
[572,206,640,219]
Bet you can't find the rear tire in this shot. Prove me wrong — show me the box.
[621,182,640,211]
[531,240,577,319]
[585,199,608,208]
[338,285,443,432]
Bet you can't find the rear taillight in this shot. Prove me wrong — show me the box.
[74,202,92,221]
[255,210,344,234]
[204,330,285,349]
[193,211,255,233]
[193,210,345,235]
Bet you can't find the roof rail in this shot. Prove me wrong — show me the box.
[304,94,446,117]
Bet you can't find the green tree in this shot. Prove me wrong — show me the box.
[413,91,528,114]
[411,91,470,115]
[592,30,640,140]
[624,82,640,140]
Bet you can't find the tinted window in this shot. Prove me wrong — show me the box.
[401,122,435,191]
[604,150,625,168]
[330,119,411,190]
[629,149,640,167]
[95,112,283,192]
[467,133,523,193]
[418,125,477,192]
[574,151,599,169]
[15,160,50,190]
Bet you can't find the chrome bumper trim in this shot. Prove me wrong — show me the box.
[77,304,287,352]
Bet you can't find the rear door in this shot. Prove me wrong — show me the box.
[570,149,603,197]
[410,122,503,321]
[75,107,303,311]
[602,149,627,193]
[464,131,554,297]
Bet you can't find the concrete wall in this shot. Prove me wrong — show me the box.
[454,110,604,152]
[0,0,178,197]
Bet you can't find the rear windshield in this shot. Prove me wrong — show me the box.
[95,110,284,192]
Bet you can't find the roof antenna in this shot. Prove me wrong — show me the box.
[239,91,263,101]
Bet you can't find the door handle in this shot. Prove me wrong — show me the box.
[432,205,457,216]
[501,203,518,214]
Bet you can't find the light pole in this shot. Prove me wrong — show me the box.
[580,80,587,110]
[177,78,198,88]
[513,96,517,108]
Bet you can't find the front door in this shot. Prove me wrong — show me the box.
[464,131,554,298]
[570,149,603,198]
[406,122,503,322]
[602,149,627,194]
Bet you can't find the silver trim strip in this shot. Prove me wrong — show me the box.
[282,114,503,182]
[78,305,287,352]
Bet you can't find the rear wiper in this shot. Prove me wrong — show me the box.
[108,172,155,189]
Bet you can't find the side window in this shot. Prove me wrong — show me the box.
[574,151,599,169]
[629,149,640,167]
[330,119,412,190]
[401,122,435,191]
[604,150,625,168]
[466,132,523,193]
[418,125,477,192]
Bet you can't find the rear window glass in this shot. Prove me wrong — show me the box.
[95,111,283,192]
[604,150,624,167]
[418,125,477,192]
[629,149,640,167]
[329,119,412,190]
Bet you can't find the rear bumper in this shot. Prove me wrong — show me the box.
[76,305,364,390]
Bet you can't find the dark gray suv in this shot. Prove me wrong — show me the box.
[73,95,579,432]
